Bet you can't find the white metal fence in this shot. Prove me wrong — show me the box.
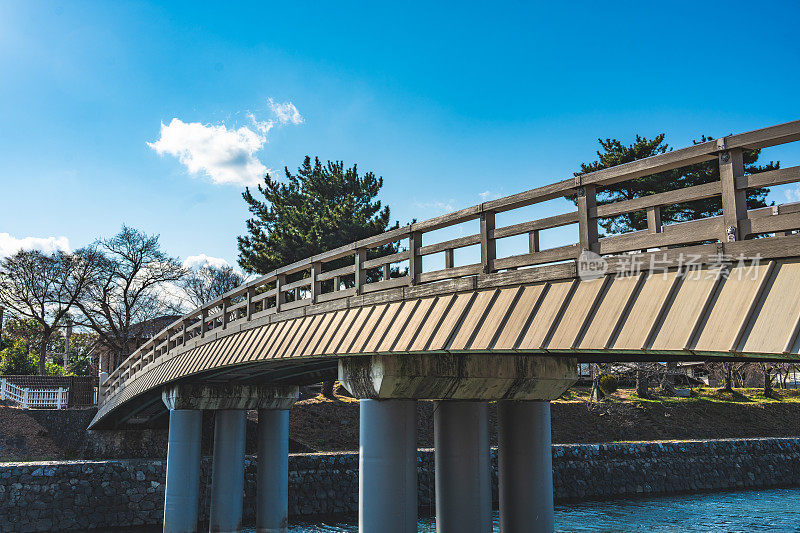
[0,378,68,409]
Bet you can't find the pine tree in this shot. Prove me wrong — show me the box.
[238,156,398,399]
[576,134,778,234]
[238,156,397,274]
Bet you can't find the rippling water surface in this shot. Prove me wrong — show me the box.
[277,487,800,532]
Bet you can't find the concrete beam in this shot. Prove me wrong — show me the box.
[161,383,298,411]
[339,353,577,401]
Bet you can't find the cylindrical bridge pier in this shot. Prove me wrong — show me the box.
[358,399,418,533]
[498,400,554,533]
[257,408,291,533]
[163,409,202,533]
[433,400,491,533]
[209,409,247,533]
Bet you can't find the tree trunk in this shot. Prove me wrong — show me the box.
[763,364,773,398]
[636,363,649,398]
[661,361,676,396]
[38,337,47,375]
[723,363,733,392]
[321,380,335,399]
[590,364,603,402]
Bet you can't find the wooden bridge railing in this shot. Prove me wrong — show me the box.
[101,120,800,399]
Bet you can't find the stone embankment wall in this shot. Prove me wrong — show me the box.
[2,438,800,532]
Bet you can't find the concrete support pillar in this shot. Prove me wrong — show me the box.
[163,409,202,533]
[209,409,247,533]
[256,408,290,533]
[498,401,554,533]
[359,399,417,533]
[433,401,491,533]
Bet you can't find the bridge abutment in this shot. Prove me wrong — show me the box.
[340,353,576,533]
[161,383,298,533]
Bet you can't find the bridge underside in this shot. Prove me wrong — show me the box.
[92,257,800,429]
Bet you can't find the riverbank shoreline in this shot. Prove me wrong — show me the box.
[2,437,799,532]
[4,387,800,461]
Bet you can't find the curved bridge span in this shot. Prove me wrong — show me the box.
[93,119,800,430]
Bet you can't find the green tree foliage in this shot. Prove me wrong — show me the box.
[238,157,398,275]
[598,374,619,396]
[0,250,96,374]
[0,315,96,376]
[576,134,777,234]
[0,338,38,375]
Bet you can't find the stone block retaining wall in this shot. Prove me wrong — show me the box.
[2,438,800,532]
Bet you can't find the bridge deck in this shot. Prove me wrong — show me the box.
[91,120,800,429]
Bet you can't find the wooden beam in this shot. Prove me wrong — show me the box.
[444,248,455,269]
[310,262,321,303]
[720,148,747,242]
[577,185,598,252]
[529,230,540,253]
[354,249,366,295]
[647,206,662,234]
[480,211,496,274]
[409,231,422,285]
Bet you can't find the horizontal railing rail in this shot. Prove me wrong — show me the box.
[100,120,800,400]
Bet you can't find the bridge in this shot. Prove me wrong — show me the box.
[92,120,800,533]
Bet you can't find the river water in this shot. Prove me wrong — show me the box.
[104,487,800,532]
[278,487,800,532]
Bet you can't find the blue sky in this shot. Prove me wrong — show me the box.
[1,1,799,270]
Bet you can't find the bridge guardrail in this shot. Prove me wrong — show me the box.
[100,120,800,401]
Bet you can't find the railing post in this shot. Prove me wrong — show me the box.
[528,230,540,254]
[577,184,598,252]
[311,263,321,302]
[0,378,5,401]
[444,248,454,269]
[719,146,747,242]
[480,211,496,274]
[276,274,286,311]
[355,249,366,294]
[201,308,208,338]
[409,232,422,285]
[647,206,662,234]
[246,286,255,320]
[182,319,190,345]
[222,297,230,329]
[22,388,29,409]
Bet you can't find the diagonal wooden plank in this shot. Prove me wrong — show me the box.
[470,287,522,350]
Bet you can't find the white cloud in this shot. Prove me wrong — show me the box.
[183,254,231,270]
[268,98,304,125]
[148,119,269,187]
[0,233,70,258]
[148,98,303,187]
[413,199,456,213]
[785,186,800,203]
